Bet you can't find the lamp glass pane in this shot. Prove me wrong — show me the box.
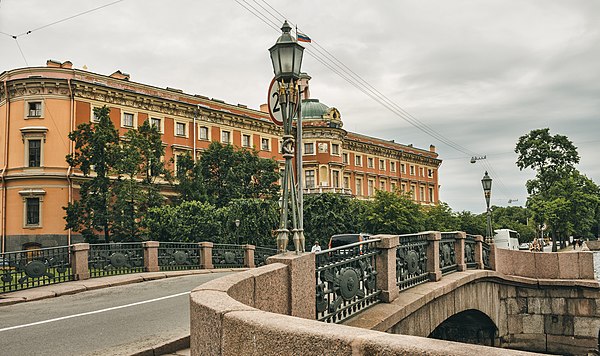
[270,49,281,77]
[279,46,294,74]
[293,46,304,76]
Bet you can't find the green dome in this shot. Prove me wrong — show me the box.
[301,99,329,119]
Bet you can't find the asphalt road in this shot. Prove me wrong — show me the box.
[0,272,230,356]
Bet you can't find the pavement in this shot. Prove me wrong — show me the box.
[0,268,245,356]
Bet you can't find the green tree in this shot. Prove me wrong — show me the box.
[221,199,279,246]
[144,201,222,242]
[173,153,206,202]
[363,190,423,234]
[455,211,486,236]
[64,106,119,242]
[422,202,459,232]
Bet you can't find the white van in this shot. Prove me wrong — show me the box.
[493,229,520,250]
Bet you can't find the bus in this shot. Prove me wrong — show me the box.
[493,229,520,250]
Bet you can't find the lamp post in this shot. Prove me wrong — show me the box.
[234,219,240,245]
[481,171,493,243]
[269,21,305,254]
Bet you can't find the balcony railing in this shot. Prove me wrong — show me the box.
[303,187,353,195]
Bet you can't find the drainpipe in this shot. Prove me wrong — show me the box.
[193,105,199,162]
[1,80,10,253]
[66,79,74,246]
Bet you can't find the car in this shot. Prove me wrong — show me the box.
[328,233,371,249]
[518,243,530,250]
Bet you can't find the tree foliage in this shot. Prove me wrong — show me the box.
[363,190,424,234]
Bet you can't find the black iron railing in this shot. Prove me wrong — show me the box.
[212,244,244,268]
[0,246,73,293]
[439,232,458,274]
[465,234,478,269]
[396,233,430,291]
[254,246,278,267]
[315,239,381,324]
[158,242,202,271]
[482,241,491,269]
[88,243,144,278]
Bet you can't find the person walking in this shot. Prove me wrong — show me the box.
[311,241,321,253]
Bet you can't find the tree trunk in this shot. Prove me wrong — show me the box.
[551,229,558,252]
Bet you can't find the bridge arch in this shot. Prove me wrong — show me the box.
[429,309,498,347]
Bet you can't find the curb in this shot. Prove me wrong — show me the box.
[129,335,190,356]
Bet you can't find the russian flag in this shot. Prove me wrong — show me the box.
[297,32,311,43]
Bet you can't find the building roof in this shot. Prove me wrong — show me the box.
[301,99,329,119]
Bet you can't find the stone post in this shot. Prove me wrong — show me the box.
[267,252,315,319]
[243,244,255,268]
[489,243,498,271]
[199,242,214,269]
[71,243,90,280]
[426,231,442,281]
[474,235,484,269]
[374,234,399,302]
[143,241,159,272]
[455,231,467,271]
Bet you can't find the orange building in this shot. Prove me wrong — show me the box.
[0,60,441,252]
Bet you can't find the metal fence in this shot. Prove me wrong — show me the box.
[396,233,430,291]
[0,246,73,293]
[254,246,278,267]
[158,242,202,271]
[212,244,244,268]
[315,239,381,324]
[88,243,144,278]
[439,232,458,274]
[465,234,478,269]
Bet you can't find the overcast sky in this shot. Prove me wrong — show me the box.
[1,0,599,214]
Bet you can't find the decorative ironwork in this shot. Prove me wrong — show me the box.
[482,241,491,269]
[212,244,244,268]
[439,233,457,274]
[254,246,278,267]
[1,246,73,293]
[88,243,144,278]
[315,239,381,324]
[396,233,429,291]
[158,242,201,271]
[465,234,478,269]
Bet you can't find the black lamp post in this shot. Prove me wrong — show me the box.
[481,171,493,243]
[269,21,305,254]
[234,219,240,245]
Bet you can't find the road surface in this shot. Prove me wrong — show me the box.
[0,272,230,356]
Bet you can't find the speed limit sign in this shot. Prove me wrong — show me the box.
[267,78,283,126]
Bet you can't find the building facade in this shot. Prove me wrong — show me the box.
[0,60,441,252]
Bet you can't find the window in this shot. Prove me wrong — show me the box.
[410,165,415,175]
[28,139,41,167]
[419,167,424,177]
[411,185,416,199]
[27,101,42,118]
[199,126,209,140]
[390,162,396,172]
[305,170,316,188]
[242,134,251,147]
[332,170,340,188]
[342,153,349,164]
[428,169,434,178]
[304,143,315,155]
[380,181,385,191]
[122,112,134,128]
[367,157,374,168]
[391,182,397,191]
[91,107,101,122]
[379,159,385,170]
[429,187,434,202]
[150,118,162,133]
[419,187,425,201]
[368,180,374,196]
[401,164,406,174]
[401,183,406,192]
[176,122,187,137]
[261,138,270,151]
[355,155,362,166]
[343,176,350,189]
[26,198,40,226]
[331,144,340,155]
[355,178,363,195]
[221,130,231,144]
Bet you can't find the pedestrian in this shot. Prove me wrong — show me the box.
[530,238,540,252]
[311,241,321,253]
[573,239,577,250]
[578,239,583,249]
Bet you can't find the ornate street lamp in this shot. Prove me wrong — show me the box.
[269,21,305,254]
[481,171,493,243]
[234,219,240,245]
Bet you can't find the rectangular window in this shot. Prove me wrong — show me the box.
[342,153,349,164]
[419,167,424,177]
[428,169,434,178]
[355,178,363,195]
[380,181,385,191]
[391,182,397,191]
[355,155,362,166]
[176,122,186,137]
[343,176,350,189]
[28,102,42,118]
[331,144,340,155]
[123,112,134,127]
[411,185,416,200]
[28,139,41,167]
[242,134,251,147]
[91,107,101,122]
[332,170,340,188]
[261,138,270,151]
[26,198,40,226]
[368,180,374,196]
[199,126,209,140]
[401,164,406,174]
[410,165,415,175]
[305,170,316,188]
[401,183,406,192]
[379,159,385,170]
[304,143,315,155]
[429,187,434,202]
[390,161,396,172]
[221,130,231,144]
[150,118,161,132]
[367,157,374,168]
[420,187,425,201]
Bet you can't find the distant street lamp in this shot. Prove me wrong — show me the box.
[234,219,240,245]
[269,21,306,254]
[481,171,493,243]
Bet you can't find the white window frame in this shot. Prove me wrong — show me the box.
[198,126,210,141]
[368,179,374,196]
[410,165,415,175]
[122,112,136,128]
[221,130,231,144]
[304,142,315,155]
[261,137,271,151]
[355,177,363,195]
[401,164,406,174]
[242,133,252,147]
[355,155,362,167]
[342,153,349,164]
[175,121,188,137]
[390,161,396,172]
[429,187,435,202]
[25,100,44,119]
[19,189,45,228]
[149,117,164,134]
[367,157,374,169]
[379,159,385,170]
[428,169,434,178]
[91,106,101,123]
[305,170,316,188]
[21,127,48,168]
[331,143,340,156]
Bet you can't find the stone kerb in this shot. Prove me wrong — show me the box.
[495,248,596,280]
[426,231,442,281]
[143,241,159,272]
[372,234,399,302]
[267,252,315,319]
[71,243,90,280]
